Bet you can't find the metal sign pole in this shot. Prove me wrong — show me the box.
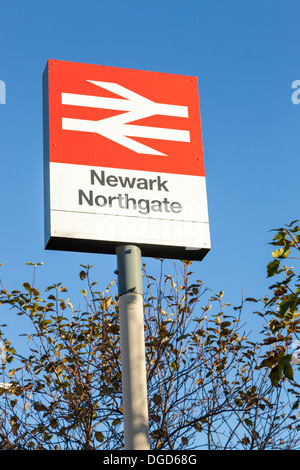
[116,244,150,450]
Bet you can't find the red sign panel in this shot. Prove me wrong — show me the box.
[46,59,205,177]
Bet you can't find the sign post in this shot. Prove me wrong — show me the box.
[43,59,211,450]
[116,245,149,450]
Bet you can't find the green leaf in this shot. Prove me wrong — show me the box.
[283,360,294,381]
[194,422,203,432]
[95,431,104,442]
[267,259,280,278]
[171,361,179,371]
[153,393,162,406]
[112,418,121,426]
[23,282,32,292]
[79,270,87,281]
[279,354,294,381]
[279,299,297,316]
[269,365,281,386]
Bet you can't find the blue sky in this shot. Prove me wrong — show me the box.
[0,0,299,343]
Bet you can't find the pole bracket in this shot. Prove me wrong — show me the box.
[116,245,143,296]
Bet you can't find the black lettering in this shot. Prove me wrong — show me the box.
[136,178,148,190]
[107,175,118,187]
[138,199,150,214]
[108,195,117,206]
[124,194,137,210]
[118,193,125,208]
[91,170,105,185]
[119,176,136,188]
[149,178,156,190]
[157,176,169,192]
[95,194,107,207]
[151,200,162,212]
[79,189,93,205]
[162,197,171,212]
[90,170,169,192]
[170,202,182,213]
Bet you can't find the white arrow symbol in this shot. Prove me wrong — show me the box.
[61,81,190,156]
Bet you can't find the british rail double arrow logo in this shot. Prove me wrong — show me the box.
[61,81,190,156]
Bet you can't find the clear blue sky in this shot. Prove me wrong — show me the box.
[0,0,299,342]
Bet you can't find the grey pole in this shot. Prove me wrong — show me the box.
[116,244,150,450]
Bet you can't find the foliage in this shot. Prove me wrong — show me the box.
[257,220,300,386]
[0,222,299,450]
[0,264,122,450]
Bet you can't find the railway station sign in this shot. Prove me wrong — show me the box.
[43,59,210,260]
